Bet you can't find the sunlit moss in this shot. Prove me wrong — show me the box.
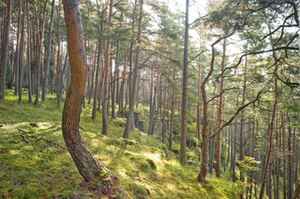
[0,89,244,198]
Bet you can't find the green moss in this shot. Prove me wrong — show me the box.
[0,89,249,198]
[127,182,150,199]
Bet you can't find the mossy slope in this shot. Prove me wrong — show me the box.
[0,90,249,198]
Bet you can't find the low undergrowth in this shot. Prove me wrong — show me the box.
[1,89,246,198]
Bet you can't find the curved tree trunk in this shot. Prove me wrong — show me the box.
[62,0,109,182]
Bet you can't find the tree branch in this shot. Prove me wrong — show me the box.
[221,46,299,76]
[207,87,240,103]
[209,90,265,139]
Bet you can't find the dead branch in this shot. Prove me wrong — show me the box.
[19,134,29,143]
[35,137,66,149]
[17,127,66,149]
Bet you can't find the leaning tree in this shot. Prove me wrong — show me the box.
[61,0,112,183]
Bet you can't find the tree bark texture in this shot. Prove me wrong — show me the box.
[62,0,109,182]
[102,0,114,136]
[179,0,189,166]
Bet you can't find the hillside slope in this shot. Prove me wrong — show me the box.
[0,89,250,198]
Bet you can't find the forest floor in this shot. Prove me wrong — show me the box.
[0,89,266,199]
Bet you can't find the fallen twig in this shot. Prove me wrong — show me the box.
[18,127,27,134]
[17,127,66,149]
[19,134,29,143]
[18,128,30,143]
[35,137,66,149]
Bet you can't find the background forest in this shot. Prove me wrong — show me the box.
[0,0,300,198]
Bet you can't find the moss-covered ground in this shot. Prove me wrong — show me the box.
[0,89,266,198]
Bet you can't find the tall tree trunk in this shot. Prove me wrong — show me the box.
[50,44,55,95]
[26,0,32,103]
[209,97,216,175]
[135,77,140,109]
[147,73,159,136]
[18,1,25,105]
[150,75,160,136]
[10,39,14,90]
[197,30,236,182]
[216,39,226,178]
[88,44,97,104]
[180,0,189,166]
[240,56,247,198]
[112,39,120,119]
[57,51,69,108]
[42,0,55,102]
[115,40,120,105]
[275,115,281,199]
[295,162,300,199]
[162,81,167,143]
[0,0,12,99]
[56,2,61,107]
[169,68,176,150]
[295,129,299,195]
[91,17,104,119]
[259,53,278,199]
[287,113,292,199]
[196,45,203,161]
[62,0,111,183]
[282,113,287,199]
[102,0,114,136]
[247,111,255,199]
[232,95,239,182]
[119,42,128,118]
[14,0,21,96]
[34,0,48,106]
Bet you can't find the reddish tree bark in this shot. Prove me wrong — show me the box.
[102,0,114,136]
[62,0,110,182]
